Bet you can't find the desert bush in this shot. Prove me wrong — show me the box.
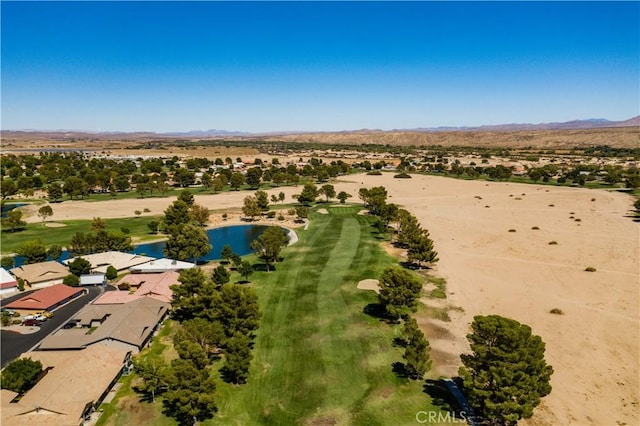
[548,241,558,245]
[584,266,596,272]
[574,218,581,222]
[549,308,564,315]
[394,172,411,179]
[548,204,554,207]
[143,208,151,213]
[266,211,276,219]
[508,229,516,232]
[277,215,285,221]
[367,170,382,175]
[531,226,540,230]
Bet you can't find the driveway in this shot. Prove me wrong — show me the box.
[1,286,105,367]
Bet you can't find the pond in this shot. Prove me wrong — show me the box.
[133,224,271,261]
[9,224,272,267]
[1,203,27,218]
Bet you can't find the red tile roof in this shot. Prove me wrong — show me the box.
[6,284,83,311]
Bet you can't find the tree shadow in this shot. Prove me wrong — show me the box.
[363,303,387,320]
[423,378,465,418]
[391,361,408,378]
[392,336,407,348]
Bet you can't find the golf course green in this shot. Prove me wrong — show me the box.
[212,205,440,425]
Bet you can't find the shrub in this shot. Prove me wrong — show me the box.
[63,274,80,286]
[1,256,15,269]
[266,211,276,219]
[366,170,382,175]
[584,267,596,272]
[574,218,581,222]
[105,265,118,280]
[548,241,558,245]
[287,208,296,216]
[531,226,540,230]
[394,172,411,179]
[549,308,564,315]
[143,208,151,213]
[222,213,228,220]
[120,227,130,234]
[548,204,554,207]
[508,229,516,232]
[134,210,142,217]
[277,215,285,221]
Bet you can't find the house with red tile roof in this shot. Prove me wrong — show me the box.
[93,271,179,305]
[5,284,85,312]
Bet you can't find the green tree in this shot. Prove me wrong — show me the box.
[173,168,196,187]
[402,317,432,379]
[229,172,245,191]
[63,274,80,286]
[242,196,261,220]
[245,167,263,189]
[178,189,195,206]
[189,203,210,226]
[211,176,225,193]
[237,260,254,282]
[63,176,85,200]
[105,265,118,280]
[68,257,91,276]
[164,223,212,262]
[407,231,439,268]
[134,359,169,402]
[255,190,269,211]
[220,245,234,264]
[37,205,54,223]
[1,178,18,199]
[250,226,288,271]
[164,200,191,228]
[47,182,63,202]
[222,333,253,384]
[176,318,225,358]
[319,184,336,202]
[297,183,318,206]
[230,253,242,268]
[200,172,213,190]
[337,191,351,204]
[1,256,14,269]
[2,209,26,232]
[147,220,159,234]
[1,357,43,394]
[459,315,554,425]
[211,265,230,287]
[91,217,107,232]
[295,206,308,221]
[162,359,217,425]
[377,267,423,321]
[46,244,62,261]
[212,284,261,338]
[15,240,47,264]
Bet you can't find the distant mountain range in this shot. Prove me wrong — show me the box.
[3,116,638,139]
[398,116,640,133]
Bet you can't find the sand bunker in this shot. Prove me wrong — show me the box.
[44,222,66,228]
[317,208,329,214]
[357,279,379,293]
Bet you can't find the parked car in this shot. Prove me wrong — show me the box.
[34,315,48,322]
[23,314,35,321]
[62,322,76,329]
[36,311,54,318]
[22,319,41,326]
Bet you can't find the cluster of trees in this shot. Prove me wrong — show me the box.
[0,150,353,203]
[162,191,212,262]
[135,268,261,423]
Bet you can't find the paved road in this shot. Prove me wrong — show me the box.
[1,286,105,367]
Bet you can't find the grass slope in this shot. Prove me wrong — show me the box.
[212,206,440,425]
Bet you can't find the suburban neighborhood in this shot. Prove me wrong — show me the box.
[0,251,186,425]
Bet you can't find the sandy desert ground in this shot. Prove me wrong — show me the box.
[20,173,639,425]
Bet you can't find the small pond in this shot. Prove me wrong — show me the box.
[1,203,27,218]
[133,224,271,261]
[9,224,273,267]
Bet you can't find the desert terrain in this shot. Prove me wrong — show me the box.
[18,171,639,426]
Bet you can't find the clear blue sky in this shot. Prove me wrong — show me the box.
[2,1,638,133]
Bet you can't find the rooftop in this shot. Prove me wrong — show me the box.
[64,251,155,273]
[5,284,84,311]
[10,261,69,285]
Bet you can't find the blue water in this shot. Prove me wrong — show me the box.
[1,203,27,218]
[9,224,271,267]
[133,224,270,261]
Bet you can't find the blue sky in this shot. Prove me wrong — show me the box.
[2,1,638,133]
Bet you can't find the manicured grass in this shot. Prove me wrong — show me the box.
[211,207,442,425]
[96,321,178,426]
[0,215,163,255]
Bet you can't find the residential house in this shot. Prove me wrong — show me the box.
[0,267,18,296]
[5,284,85,313]
[0,345,131,426]
[93,271,180,305]
[10,261,69,289]
[38,297,169,354]
[64,251,155,274]
[129,258,195,273]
